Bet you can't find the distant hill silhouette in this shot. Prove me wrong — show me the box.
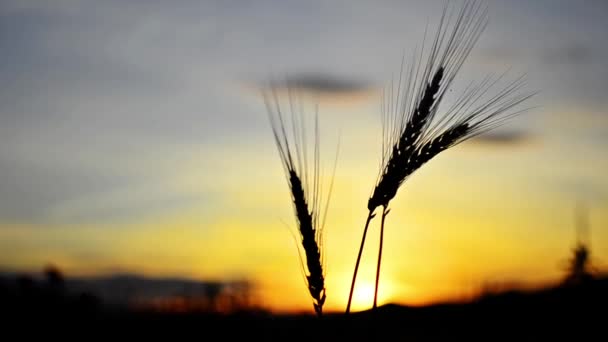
[2,266,606,340]
[0,268,258,314]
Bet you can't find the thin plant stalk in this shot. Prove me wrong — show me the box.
[373,206,390,309]
[345,210,375,314]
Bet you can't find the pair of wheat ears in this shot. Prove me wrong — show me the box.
[262,0,535,317]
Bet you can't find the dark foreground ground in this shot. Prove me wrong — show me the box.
[2,276,606,340]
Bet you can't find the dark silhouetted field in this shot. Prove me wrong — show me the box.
[2,267,605,340]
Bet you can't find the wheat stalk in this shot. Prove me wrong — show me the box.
[346,0,536,313]
[263,85,337,317]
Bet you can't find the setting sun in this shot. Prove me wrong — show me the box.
[347,280,397,312]
[352,283,375,311]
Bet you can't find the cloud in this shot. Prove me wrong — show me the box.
[541,43,594,65]
[480,43,596,68]
[261,73,374,95]
[470,130,534,146]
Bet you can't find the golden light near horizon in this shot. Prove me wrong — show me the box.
[345,278,398,312]
[351,282,375,311]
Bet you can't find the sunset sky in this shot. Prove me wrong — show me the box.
[1,0,607,313]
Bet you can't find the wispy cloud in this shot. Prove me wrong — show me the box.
[262,73,373,95]
[470,130,534,146]
[541,43,595,65]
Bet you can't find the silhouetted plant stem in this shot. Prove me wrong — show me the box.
[373,206,390,310]
[346,210,376,314]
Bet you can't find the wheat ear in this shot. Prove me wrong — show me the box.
[264,86,337,317]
